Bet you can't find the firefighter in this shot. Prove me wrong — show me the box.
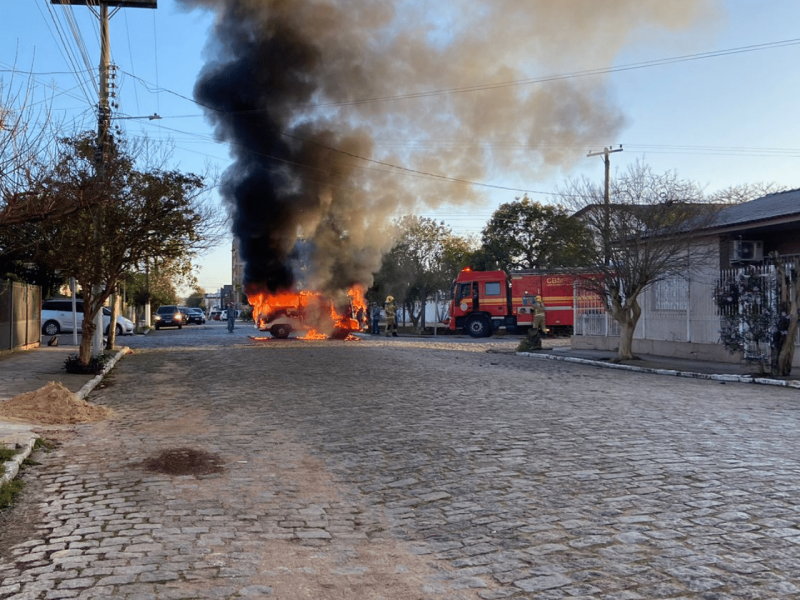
[533,295,547,335]
[384,296,398,337]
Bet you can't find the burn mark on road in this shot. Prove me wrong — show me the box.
[140,447,225,476]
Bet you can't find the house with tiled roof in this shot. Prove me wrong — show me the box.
[573,189,800,367]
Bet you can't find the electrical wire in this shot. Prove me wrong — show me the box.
[39,1,96,105]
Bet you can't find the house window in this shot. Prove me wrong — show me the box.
[653,276,688,311]
[484,282,502,296]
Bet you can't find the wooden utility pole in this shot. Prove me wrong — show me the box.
[587,145,623,265]
[51,1,156,354]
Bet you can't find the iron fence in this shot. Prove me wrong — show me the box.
[573,283,619,337]
[574,258,800,356]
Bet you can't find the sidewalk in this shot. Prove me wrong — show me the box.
[0,343,126,485]
[526,344,800,388]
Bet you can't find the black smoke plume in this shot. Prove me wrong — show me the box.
[179,0,721,296]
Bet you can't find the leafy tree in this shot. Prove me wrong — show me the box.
[480,195,595,271]
[560,160,717,361]
[375,216,472,329]
[123,260,185,311]
[22,133,223,364]
[183,288,207,308]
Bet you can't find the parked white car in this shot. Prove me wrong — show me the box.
[41,299,135,337]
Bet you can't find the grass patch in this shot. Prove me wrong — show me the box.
[0,438,54,511]
[33,438,55,452]
[1,446,23,510]
[0,447,15,464]
[0,479,24,509]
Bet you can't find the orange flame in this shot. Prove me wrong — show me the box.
[246,283,366,340]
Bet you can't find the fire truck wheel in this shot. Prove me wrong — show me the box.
[466,316,490,338]
[270,324,292,339]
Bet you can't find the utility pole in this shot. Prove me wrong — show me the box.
[586,145,623,265]
[51,1,157,354]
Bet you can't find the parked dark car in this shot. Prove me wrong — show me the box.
[154,305,184,329]
[180,306,205,324]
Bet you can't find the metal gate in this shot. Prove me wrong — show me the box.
[0,279,42,350]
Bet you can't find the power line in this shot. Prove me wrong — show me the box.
[115,35,800,116]
[304,38,800,108]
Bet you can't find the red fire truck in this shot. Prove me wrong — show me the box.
[448,268,595,337]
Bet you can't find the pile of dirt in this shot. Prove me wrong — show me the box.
[0,382,112,425]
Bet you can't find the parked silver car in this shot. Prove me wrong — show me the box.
[41,299,135,337]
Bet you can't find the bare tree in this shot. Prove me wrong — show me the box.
[561,160,717,361]
[0,65,82,230]
[706,182,789,205]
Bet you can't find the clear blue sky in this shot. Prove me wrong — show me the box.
[3,0,799,294]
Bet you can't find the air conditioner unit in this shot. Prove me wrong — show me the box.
[731,240,764,262]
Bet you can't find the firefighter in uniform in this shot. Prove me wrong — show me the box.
[533,295,547,335]
[525,295,547,350]
[384,296,398,337]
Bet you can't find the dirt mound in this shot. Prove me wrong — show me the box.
[0,382,112,425]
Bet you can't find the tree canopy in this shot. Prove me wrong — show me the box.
[374,216,473,328]
[14,132,223,363]
[480,195,595,271]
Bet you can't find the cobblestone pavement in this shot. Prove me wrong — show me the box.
[2,322,800,599]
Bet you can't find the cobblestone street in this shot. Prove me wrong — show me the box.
[2,323,800,599]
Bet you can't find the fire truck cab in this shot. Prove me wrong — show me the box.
[450,270,510,337]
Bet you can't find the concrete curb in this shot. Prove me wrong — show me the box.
[75,347,128,400]
[0,435,38,488]
[1,346,129,489]
[518,351,800,390]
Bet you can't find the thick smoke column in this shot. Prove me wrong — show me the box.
[179,0,720,295]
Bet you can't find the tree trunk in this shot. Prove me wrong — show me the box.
[78,317,95,365]
[777,259,800,377]
[407,299,422,328]
[77,284,107,366]
[773,257,799,377]
[105,292,118,351]
[611,295,641,361]
[617,317,636,360]
[420,286,427,331]
[776,318,797,377]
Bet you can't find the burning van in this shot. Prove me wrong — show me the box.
[247,285,367,339]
